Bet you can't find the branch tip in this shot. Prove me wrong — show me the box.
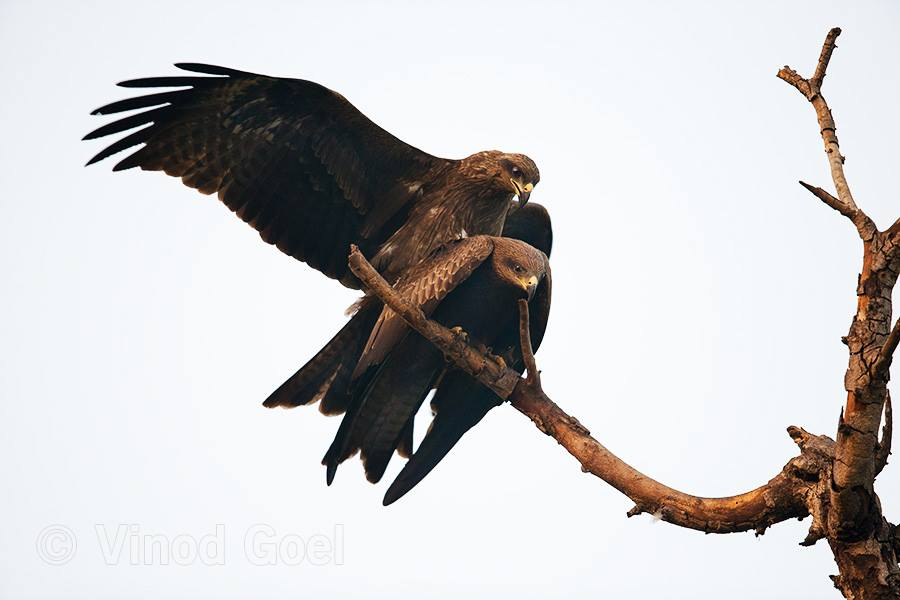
[626,505,645,518]
[798,180,850,218]
[800,526,826,547]
[811,28,842,89]
[788,425,811,448]
[782,30,875,241]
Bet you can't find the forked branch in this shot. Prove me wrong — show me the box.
[778,28,876,241]
[348,246,822,535]
[344,27,900,598]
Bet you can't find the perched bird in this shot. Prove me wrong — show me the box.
[262,202,552,415]
[383,215,552,504]
[319,235,552,504]
[84,63,540,288]
[84,64,553,502]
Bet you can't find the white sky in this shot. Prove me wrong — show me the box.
[2,1,899,598]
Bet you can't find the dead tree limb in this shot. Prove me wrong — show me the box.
[780,27,900,599]
[346,27,900,599]
[516,299,541,387]
[779,27,876,242]
[350,249,823,534]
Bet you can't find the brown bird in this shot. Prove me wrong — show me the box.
[84,63,540,289]
[85,63,544,416]
[85,63,552,496]
[263,202,552,415]
[319,235,552,504]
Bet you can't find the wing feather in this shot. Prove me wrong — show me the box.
[382,270,552,505]
[85,64,452,285]
[383,240,552,504]
[353,236,495,377]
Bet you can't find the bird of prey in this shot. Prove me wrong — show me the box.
[318,235,552,504]
[84,63,540,289]
[84,64,553,503]
[384,214,551,504]
[262,202,552,415]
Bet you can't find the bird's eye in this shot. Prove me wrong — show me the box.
[511,166,521,177]
[513,264,525,273]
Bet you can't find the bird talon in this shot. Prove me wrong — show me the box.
[450,326,469,342]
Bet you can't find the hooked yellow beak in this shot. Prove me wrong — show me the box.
[510,178,534,207]
[519,275,539,299]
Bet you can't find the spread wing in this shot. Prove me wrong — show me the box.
[351,236,495,378]
[84,63,451,285]
[383,256,552,505]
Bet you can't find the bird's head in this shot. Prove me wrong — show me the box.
[461,151,540,208]
[491,238,547,301]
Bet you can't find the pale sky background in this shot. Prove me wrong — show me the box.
[2,1,899,598]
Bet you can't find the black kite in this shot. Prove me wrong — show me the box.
[319,235,552,504]
[263,203,552,416]
[84,63,540,288]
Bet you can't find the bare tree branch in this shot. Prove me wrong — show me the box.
[342,27,900,597]
[517,299,541,387]
[348,246,819,535]
[510,388,821,535]
[799,180,852,219]
[811,27,842,90]
[780,27,900,598]
[777,66,811,98]
[778,28,877,241]
[348,245,520,400]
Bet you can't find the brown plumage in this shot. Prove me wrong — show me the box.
[262,202,552,416]
[84,65,553,503]
[84,63,540,288]
[381,204,552,504]
[320,235,552,501]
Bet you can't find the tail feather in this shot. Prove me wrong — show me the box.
[359,341,441,483]
[318,315,376,415]
[396,415,415,459]
[324,333,442,485]
[262,298,381,410]
[321,362,379,485]
[382,372,501,506]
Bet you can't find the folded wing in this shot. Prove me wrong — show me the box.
[322,236,496,483]
[383,238,552,504]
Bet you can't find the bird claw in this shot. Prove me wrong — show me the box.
[472,339,508,369]
[450,326,469,342]
[448,328,506,370]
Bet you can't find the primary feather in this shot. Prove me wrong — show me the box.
[85,64,540,287]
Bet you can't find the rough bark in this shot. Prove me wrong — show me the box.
[779,28,900,599]
[346,27,900,599]
[349,249,823,533]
